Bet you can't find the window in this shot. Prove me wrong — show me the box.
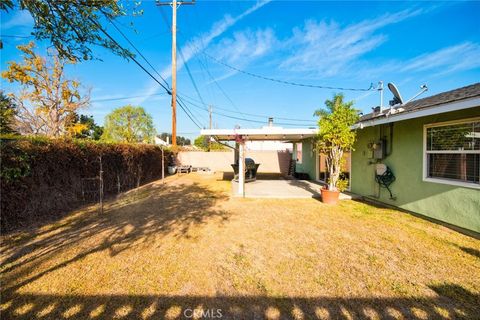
[424,118,480,188]
[296,143,302,164]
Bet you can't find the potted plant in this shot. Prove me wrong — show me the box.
[315,93,359,204]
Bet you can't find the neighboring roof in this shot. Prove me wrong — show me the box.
[357,82,480,127]
[201,126,317,141]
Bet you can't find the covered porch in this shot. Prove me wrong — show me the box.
[201,126,352,199]
[230,178,354,199]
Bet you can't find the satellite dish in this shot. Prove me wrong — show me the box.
[387,82,404,106]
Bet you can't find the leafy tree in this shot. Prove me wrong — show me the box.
[1,1,142,61]
[194,135,208,150]
[79,115,104,140]
[158,132,191,146]
[194,135,226,151]
[66,113,103,140]
[102,105,156,143]
[0,91,17,135]
[1,42,90,137]
[314,93,359,191]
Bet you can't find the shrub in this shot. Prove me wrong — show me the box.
[0,137,171,232]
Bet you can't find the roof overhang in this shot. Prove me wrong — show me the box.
[201,127,318,141]
[352,97,480,129]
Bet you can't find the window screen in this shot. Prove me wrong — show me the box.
[426,120,480,185]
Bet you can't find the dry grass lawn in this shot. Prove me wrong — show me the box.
[1,173,479,319]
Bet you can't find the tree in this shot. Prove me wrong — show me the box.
[194,135,226,151]
[0,91,17,135]
[314,93,359,191]
[66,113,103,140]
[194,135,208,150]
[159,132,191,146]
[1,42,90,137]
[79,115,103,140]
[1,1,142,61]
[102,105,156,143]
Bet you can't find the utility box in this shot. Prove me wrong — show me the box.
[373,140,385,159]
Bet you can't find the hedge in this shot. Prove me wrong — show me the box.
[0,137,172,232]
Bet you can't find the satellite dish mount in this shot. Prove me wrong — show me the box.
[387,82,404,106]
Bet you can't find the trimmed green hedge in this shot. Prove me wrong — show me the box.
[1,137,171,232]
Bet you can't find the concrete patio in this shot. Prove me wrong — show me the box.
[231,179,355,199]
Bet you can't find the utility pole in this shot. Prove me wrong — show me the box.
[157,0,195,149]
[378,81,384,112]
[208,105,212,151]
[209,106,212,130]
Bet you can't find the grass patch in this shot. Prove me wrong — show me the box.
[1,173,479,319]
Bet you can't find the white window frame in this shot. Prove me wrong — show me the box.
[423,117,480,189]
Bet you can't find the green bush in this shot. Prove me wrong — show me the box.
[0,137,171,232]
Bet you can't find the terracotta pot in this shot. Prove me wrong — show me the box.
[321,188,340,204]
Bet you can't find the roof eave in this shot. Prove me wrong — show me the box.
[352,97,480,129]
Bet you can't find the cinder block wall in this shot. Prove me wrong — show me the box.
[177,151,292,175]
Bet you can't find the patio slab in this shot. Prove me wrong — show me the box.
[231,179,356,199]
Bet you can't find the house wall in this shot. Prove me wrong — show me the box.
[294,141,316,179]
[351,107,480,233]
[177,150,292,174]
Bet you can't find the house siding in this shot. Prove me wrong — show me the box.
[294,140,316,180]
[351,107,480,233]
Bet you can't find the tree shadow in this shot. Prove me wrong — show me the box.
[286,179,322,198]
[459,246,480,259]
[219,172,285,181]
[1,180,230,294]
[1,284,477,319]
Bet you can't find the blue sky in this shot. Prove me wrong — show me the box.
[1,1,479,139]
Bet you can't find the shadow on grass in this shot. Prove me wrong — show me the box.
[219,172,285,181]
[459,246,480,259]
[1,180,230,294]
[1,284,477,319]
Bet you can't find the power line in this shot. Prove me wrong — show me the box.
[90,15,206,130]
[91,89,317,124]
[56,6,202,132]
[176,96,202,128]
[86,17,207,131]
[91,93,168,103]
[177,30,248,121]
[200,50,375,92]
[158,6,208,127]
[177,92,317,124]
[177,44,208,124]
[178,96,316,127]
[89,17,172,95]
[0,34,33,38]
[189,42,250,122]
[106,17,171,90]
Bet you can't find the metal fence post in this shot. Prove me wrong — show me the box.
[161,148,165,184]
[99,156,104,214]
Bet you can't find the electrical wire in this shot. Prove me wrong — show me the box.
[178,96,316,127]
[0,34,33,38]
[177,92,317,124]
[86,17,207,130]
[176,96,202,128]
[157,5,209,126]
[91,89,317,125]
[200,50,375,92]
[91,92,168,103]
[106,17,171,89]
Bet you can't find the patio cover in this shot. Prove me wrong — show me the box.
[200,127,318,141]
[200,127,318,197]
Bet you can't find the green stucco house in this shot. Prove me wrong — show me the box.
[294,83,480,234]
